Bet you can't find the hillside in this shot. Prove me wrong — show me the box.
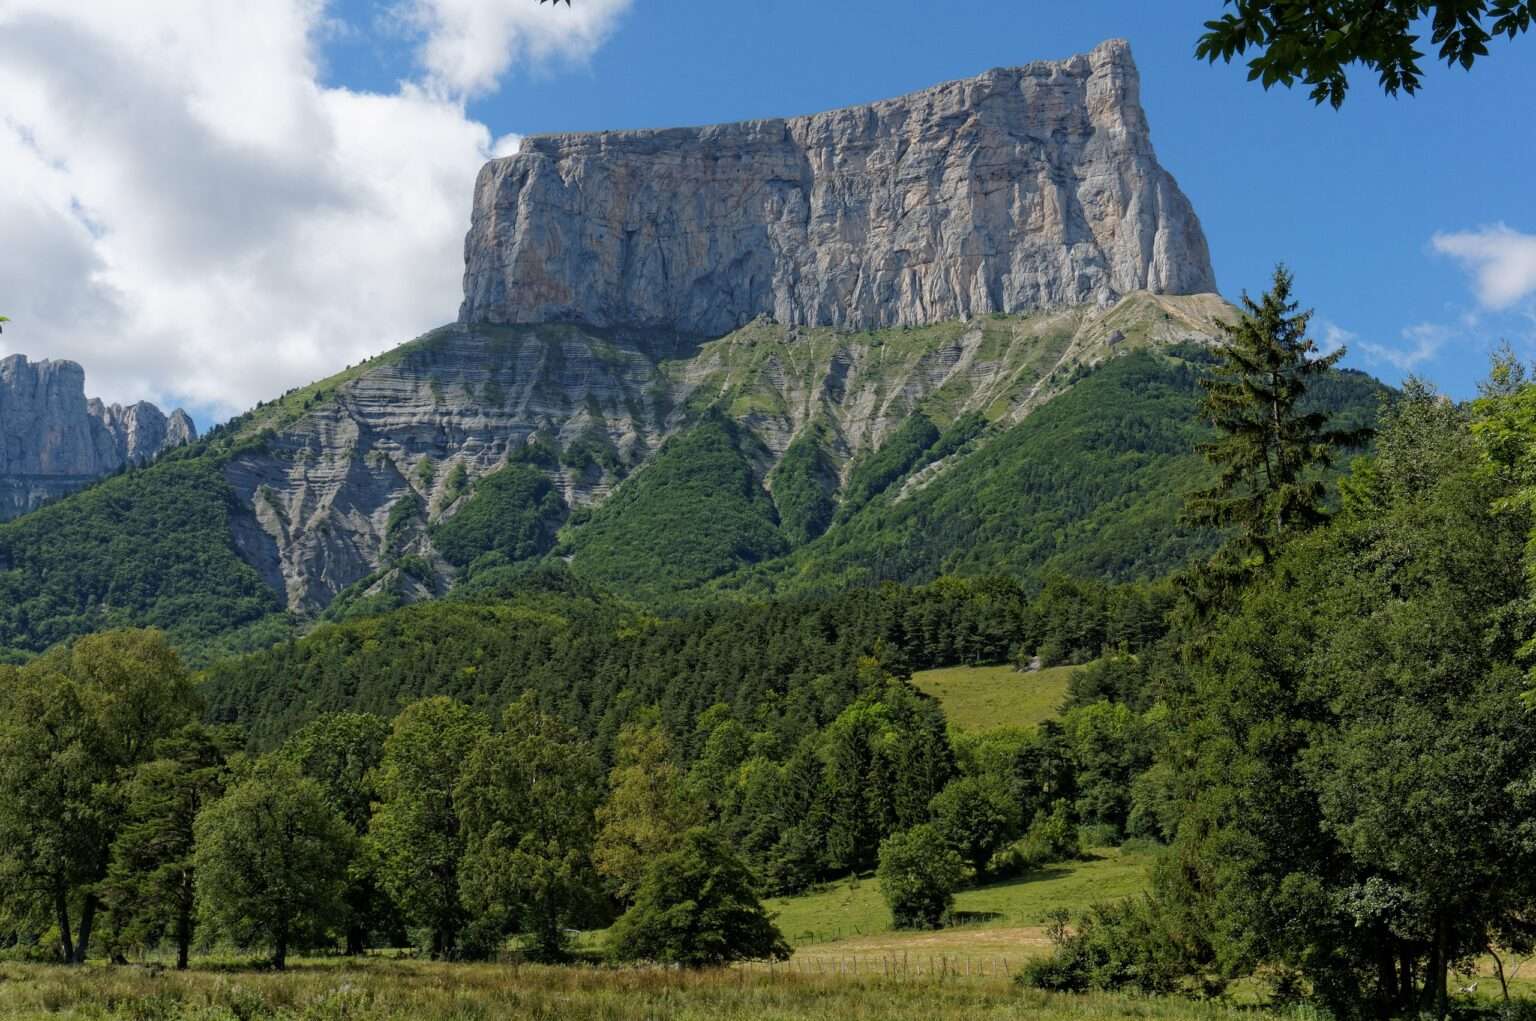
[0,293,1288,659]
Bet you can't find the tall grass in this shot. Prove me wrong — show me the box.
[0,958,1268,1020]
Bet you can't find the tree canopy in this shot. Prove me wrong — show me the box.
[1196,0,1533,106]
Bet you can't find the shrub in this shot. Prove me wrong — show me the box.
[876,823,969,930]
[1018,898,1199,996]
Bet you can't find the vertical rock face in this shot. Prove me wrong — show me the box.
[0,354,198,520]
[461,39,1216,336]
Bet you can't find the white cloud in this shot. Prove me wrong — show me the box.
[0,0,625,418]
[1432,224,1536,310]
[1357,322,1453,372]
[399,0,633,99]
[1316,319,1355,356]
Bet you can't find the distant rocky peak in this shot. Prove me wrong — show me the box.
[0,353,198,520]
[460,38,1216,336]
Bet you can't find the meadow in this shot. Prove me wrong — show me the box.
[910,663,1076,733]
[764,844,1155,951]
[0,959,1282,1021]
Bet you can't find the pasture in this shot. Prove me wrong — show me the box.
[911,663,1076,733]
[0,959,1271,1021]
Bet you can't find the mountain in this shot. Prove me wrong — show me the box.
[461,38,1215,334]
[0,354,196,521]
[0,40,1386,661]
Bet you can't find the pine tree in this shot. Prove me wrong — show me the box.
[1187,265,1367,564]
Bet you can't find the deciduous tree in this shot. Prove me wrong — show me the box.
[102,724,235,968]
[1196,1,1534,107]
[0,630,198,964]
[279,712,393,954]
[607,827,789,967]
[368,697,488,959]
[876,823,969,930]
[593,712,702,902]
[193,765,353,970]
[456,694,602,961]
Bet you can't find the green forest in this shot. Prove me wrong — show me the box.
[8,269,1536,1021]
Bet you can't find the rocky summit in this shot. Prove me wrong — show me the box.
[0,354,196,520]
[460,39,1215,335]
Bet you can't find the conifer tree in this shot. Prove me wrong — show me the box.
[1187,265,1366,564]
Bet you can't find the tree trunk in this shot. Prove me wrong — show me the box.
[1399,952,1415,1014]
[1490,944,1510,1004]
[345,924,366,957]
[272,917,289,971]
[1420,915,1450,1020]
[71,892,98,964]
[175,902,192,971]
[1375,942,1399,1016]
[54,884,74,964]
[1435,920,1451,1021]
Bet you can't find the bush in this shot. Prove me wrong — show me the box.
[1018,898,1199,996]
[1077,822,1121,849]
[876,823,969,930]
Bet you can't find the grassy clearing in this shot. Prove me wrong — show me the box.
[912,663,1076,733]
[0,958,1270,1020]
[765,845,1155,949]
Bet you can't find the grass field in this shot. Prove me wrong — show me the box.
[0,959,1278,1020]
[765,844,1155,951]
[911,663,1076,733]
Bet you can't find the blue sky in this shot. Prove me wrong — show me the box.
[2,1,1532,420]
[403,0,1535,399]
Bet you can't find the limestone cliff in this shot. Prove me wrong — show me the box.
[461,39,1215,335]
[0,354,198,520]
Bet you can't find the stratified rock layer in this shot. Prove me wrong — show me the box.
[0,354,197,520]
[225,291,1232,613]
[461,39,1215,335]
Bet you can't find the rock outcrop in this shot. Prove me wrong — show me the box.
[0,354,198,520]
[224,291,1232,613]
[461,39,1215,336]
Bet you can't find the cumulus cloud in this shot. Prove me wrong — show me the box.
[1432,224,1536,310]
[401,0,633,99]
[0,0,627,418]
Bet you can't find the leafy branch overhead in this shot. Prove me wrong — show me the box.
[1197,0,1534,106]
